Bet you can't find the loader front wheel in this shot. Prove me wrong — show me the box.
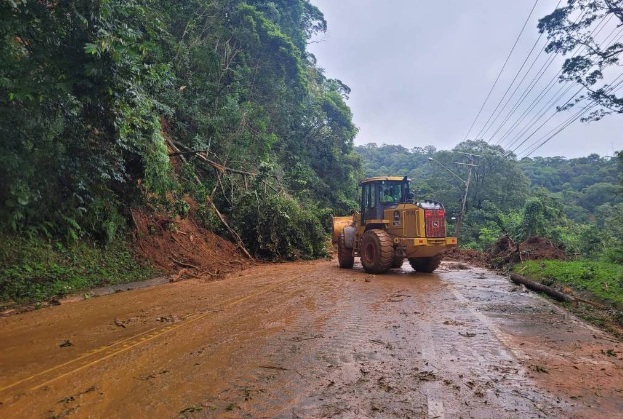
[408,255,442,273]
[337,232,354,269]
[360,229,393,274]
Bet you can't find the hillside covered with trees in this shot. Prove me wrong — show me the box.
[0,0,362,302]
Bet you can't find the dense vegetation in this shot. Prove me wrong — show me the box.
[0,2,360,251]
[356,141,623,263]
[0,0,362,302]
[0,237,156,303]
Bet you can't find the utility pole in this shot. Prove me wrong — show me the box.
[454,161,475,237]
[454,152,478,237]
[428,153,479,238]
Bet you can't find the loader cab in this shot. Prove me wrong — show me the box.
[361,176,412,224]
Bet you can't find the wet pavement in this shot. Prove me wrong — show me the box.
[0,260,622,418]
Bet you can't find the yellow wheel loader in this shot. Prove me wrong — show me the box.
[332,176,457,274]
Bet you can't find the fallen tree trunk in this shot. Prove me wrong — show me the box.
[510,274,575,303]
[510,274,609,309]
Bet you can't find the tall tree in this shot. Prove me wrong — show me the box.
[538,0,623,121]
[0,0,172,241]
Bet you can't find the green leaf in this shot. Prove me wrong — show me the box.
[84,43,98,55]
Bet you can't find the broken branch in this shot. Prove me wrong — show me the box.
[169,257,199,270]
[170,140,256,176]
[165,138,254,260]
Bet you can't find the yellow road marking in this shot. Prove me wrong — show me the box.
[0,274,299,395]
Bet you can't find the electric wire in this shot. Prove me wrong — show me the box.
[493,11,610,147]
[504,26,623,151]
[498,17,621,152]
[494,54,559,146]
[461,0,541,142]
[523,105,596,157]
[473,1,566,143]
[510,85,584,154]
[474,31,546,141]
[521,75,623,157]
[484,41,550,143]
[493,10,607,146]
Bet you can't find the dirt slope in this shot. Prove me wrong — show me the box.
[131,208,252,280]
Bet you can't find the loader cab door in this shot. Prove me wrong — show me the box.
[361,180,406,224]
[361,182,380,224]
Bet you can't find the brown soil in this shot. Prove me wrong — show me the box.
[131,206,253,281]
[444,247,489,268]
[1,260,621,418]
[489,235,567,267]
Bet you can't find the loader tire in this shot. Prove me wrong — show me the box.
[391,257,404,269]
[408,255,442,273]
[360,229,393,274]
[337,232,354,269]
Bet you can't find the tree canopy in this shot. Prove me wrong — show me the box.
[538,0,623,121]
[0,0,361,259]
[355,141,623,262]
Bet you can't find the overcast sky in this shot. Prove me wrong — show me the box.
[308,0,622,159]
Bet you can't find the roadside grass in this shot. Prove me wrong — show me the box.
[512,259,623,338]
[513,260,623,307]
[0,235,158,305]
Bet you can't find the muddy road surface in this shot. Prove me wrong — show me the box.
[1,260,622,418]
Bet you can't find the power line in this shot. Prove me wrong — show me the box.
[476,0,566,142]
[513,87,584,155]
[504,26,623,151]
[498,16,621,151]
[492,10,611,147]
[475,32,546,141]
[460,0,541,142]
[520,75,623,157]
[522,104,596,157]
[509,85,583,154]
[494,54,559,146]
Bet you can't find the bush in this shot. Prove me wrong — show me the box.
[231,191,327,260]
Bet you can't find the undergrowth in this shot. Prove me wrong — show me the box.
[513,260,623,307]
[0,235,158,304]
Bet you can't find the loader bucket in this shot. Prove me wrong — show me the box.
[332,216,353,243]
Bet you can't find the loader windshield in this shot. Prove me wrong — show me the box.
[361,178,411,224]
[379,181,403,204]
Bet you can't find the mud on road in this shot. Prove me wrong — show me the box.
[1,260,622,418]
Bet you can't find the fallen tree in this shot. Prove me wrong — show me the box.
[510,273,575,302]
[510,273,607,309]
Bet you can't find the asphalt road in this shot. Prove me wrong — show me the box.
[1,259,622,418]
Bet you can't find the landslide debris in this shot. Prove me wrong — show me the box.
[489,235,566,268]
[445,236,567,269]
[444,247,489,268]
[131,206,252,280]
